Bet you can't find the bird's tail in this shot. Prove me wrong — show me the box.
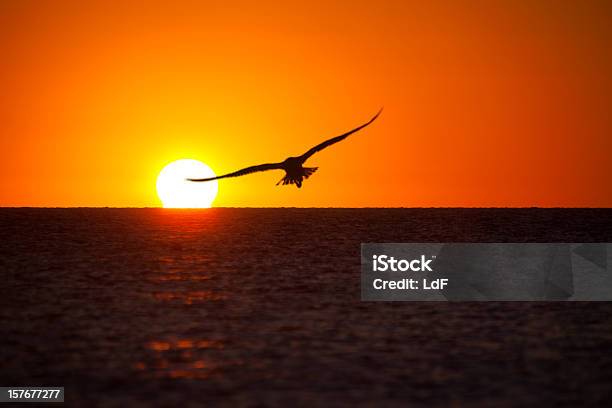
[276,167,318,187]
[302,167,318,179]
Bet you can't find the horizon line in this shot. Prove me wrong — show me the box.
[1,206,610,210]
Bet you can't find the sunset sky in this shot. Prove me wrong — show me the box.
[1,0,610,207]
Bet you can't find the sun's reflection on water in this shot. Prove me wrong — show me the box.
[136,338,226,379]
[134,210,240,380]
[152,290,225,304]
[146,339,224,351]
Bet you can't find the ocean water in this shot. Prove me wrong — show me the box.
[1,208,611,406]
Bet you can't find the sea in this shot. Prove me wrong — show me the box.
[1,208,611,406]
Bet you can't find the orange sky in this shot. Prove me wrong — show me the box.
[1,0,611,207]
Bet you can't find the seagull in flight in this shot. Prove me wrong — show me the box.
[188,109,382,188]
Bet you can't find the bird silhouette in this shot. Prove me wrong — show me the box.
[187,109,382,188]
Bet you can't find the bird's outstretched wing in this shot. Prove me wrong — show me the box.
[187,162,282,182]
[299,108,382,162]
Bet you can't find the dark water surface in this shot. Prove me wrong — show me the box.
[1,208,611,406]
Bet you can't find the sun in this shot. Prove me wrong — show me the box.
[156,159,218,208]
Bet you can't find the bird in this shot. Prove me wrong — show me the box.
[187,109,382,188]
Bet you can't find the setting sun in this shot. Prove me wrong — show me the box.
[156,159,218,208]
